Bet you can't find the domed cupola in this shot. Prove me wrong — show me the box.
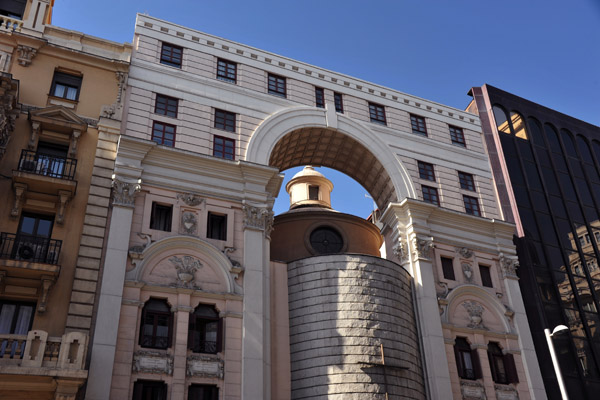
[286,166,334,210]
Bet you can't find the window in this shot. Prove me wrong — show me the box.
[188,305,222,354]
[418,161,435,181]
[0,301,34,335]
[334,92,343,113]
[214,109,236,132]
[0,0,27,19]
[268,73,286,97]
[155,94,178,118]
[309,185,319,200]
[487,342,519,384]
[213,136,235,160]
[458,171,475,191]
[369,102,386,125]
[139,299,172,349]
[133,380,167,400]
[216,58,236,83]
[441,257,455,280]
[463,195,481,216]
[34,141,70,179]
[310,227,344,254]
[150,203,172,232]
[207,213,227,241]
[422,185,439,206]
[315,87,325,108]
[50,71,82,101]
[480,265,493,288]
[450,126,466,147]
[151,121,176,147]
[454,337,482,380]
[410,114,427,136]
[12,213,57,263]
[160,43,183,68]
[188,385,219,400]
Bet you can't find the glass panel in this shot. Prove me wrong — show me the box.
[36,219,53,237]
[545,124,563,154]
[510,111,528,139]
[493,106,510,134]
[565,308,584,337]
[561,130,578,158]
[19,216,36,235]
[527,117,546,146]
[65,87,77,100]
[0,304,16,334]
[14,305,32,335]
[586,312,600,341]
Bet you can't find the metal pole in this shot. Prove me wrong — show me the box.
[544,328,569,400]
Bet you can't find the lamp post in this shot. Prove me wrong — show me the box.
[544,325,569,400]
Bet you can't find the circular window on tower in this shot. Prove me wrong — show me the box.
[309,226,344,254]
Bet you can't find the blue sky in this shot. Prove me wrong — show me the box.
[52,0,600,217]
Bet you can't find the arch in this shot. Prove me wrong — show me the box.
[444,284,512,333]
[126,235,237,294]
[245,106,416,209]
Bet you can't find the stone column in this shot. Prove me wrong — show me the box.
[241,204,273,400]
[86,177,140,400]
[171,295,192,399]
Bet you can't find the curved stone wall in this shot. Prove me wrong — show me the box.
[288,254,425,400]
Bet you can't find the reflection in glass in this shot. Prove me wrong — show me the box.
[493,106,511,134]
[510,111,528,139]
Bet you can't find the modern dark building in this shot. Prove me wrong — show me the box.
[469,84,600,399]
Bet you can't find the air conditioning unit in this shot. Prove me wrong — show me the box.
[17,243,36,260]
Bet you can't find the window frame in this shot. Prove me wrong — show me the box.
[410,114,428,136]
[418,161,435,181]
[463,195,481,216]
[267,73,286,98]
[151,121,176,147]
[315,87,325,108]
[422,185,440,206]
[188,304,223,354]
[0,300,35,335]
[149,202,173,232]
[458,171,476,191]
[441,256,455,280]
[213,135,235,160]
[487,342,519,384]
[133,380,167,400]
[139,299,173,350]
[207,212,227,241]
[334,92,344,113]
[50,71,82,101]
[454,337,482,380]
[479,264,493,288]
[188,384,219,400]
[450,125,466,147]
[216,58,237,83]
[214,109,236,132]
[154,94,178,118]
[160,42,183,68]
[369,102,386,125]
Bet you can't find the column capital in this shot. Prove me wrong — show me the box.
[242,203,274,239]
[111,177,141,208]
[499,252,519,280]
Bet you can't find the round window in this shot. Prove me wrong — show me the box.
[309,227,343,254]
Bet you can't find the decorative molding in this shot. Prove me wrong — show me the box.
[392,238,409,264]
[17,45,37,67]
[100,72,128,120]
[456,246,473,259]
[463,300,486,330]
[186,354,224,378]
[242,204,274,238]
[436,281,449,299]
[29,121,40,149]
[499,253,519,279]
[462,263,474,283]
[128,233,152,265]
[169,255,201,288]
[411,236,434,261]
[55,190,71,225]
[180,211,197,236]
[37,276,54,313]
[111,178,141,207]
[132,350,173,375]
[177,192,204,207]
[10,183,27,218]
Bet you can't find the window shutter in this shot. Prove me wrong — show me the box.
[132,381,142,400]
[167,311,174,348]
[453,345,464,377]
[138,307,146,346]
[187,312,196,350]
[216,318,224,353]
[504,353,519,383]
[471,349,483,379]
[487,350,497,382]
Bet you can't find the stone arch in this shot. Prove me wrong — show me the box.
[444,284,512,334]
[245,106,416,209]
[126,236,237,294]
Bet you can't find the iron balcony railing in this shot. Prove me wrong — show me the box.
[191,340,217,354]
[17,150,77,180]
[0,233,62,265]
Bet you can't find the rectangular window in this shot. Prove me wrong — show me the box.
[0,0,27,19]
[160,43,183,68]
[188,384,219,400]
[50,71,82,101]
[207,213,227,241]
[450,125,466,147]
[315,87,325,108]
[418,161,435,181]
[133,380,167,400]
[334,92,344,113]
[410,114,427,136]
[441,257,455,280]
[480,265,493,287]
[268,73,286,97]
[422,185,439,206]
[214,109,236,132]
[213,136,235,160]
[0,300,35,335]
[463,195,481,216]
[369,102,386,125]
[152,121,176,147]
[458,171,475,191]
[309,185,319,200]
[150,203,172,232]
[155,94,178,118]
[217,58,237,83]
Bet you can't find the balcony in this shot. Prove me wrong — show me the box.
[0,15,23,33]
[0,233,61,266]
[12,150,77,196]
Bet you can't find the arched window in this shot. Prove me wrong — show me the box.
[510,111,528,140]
[487,342,519,384]
[139,299,173,349]
[188,304,222,354]
[492,106,511,135]
[453,337,482,380]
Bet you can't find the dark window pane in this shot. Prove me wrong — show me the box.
[493,106,510,134]
[418,161,435,181]
[527,117,546,147]
[213,136,235,160]
[369,103,386,125]
[545,124,563,154]
[214,109,236,132]
[150,203,172,232]
[422,185,439,206]
[463,195,480,216]
[480,265,493,287]
[207,213,227,241]
[458,171,475,191]
[268,74,286,97]
[410,114,427,136]
[160,43,183,68]
[155,94,178,118]
[217,58,236,83]
[152,121,176,147]
[441,257,455,280]
[315,87,325,108]
[334,92,343,113]
[50,72,82,101]
[449,126,466,147]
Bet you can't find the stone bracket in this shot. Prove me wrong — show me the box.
[37,275,55,313]
[56,190,72,225]
[10,182,27,218]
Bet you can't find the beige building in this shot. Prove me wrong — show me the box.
[0,1,130,398]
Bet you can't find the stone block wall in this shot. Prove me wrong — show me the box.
[287,254,425,400]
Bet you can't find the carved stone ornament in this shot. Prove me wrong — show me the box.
[100,72,127,120]
[37,276,54,313]
[494,384,519,400]
[463,300,486,330]
[499,253,519,279]
[169,255,201,288]
[0,72,19,161]
[456,247,473,259]
[186,354,224,378]
[177,192,204,207]
[392,238,409,264]
[411,236,434,261]
[224,247,241,268]
[132,350,174,375]
[462,263,474,283]
[460,380,487,400]
[181,211,197,236]
[17,45,37,67]
[437,281,449,299]
[111,178,141,207]
[243,204,274,238]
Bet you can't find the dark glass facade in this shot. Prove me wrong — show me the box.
[471,85,600,399]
